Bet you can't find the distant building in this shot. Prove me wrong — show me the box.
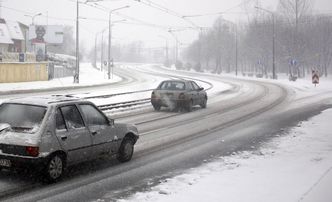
[0,18,27,53]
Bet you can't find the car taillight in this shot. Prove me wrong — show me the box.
[179,93,185,100]
[26,146,39,157]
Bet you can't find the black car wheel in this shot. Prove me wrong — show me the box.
[153,104,161,111]
[200,97,207,108]
[117,138,134,162]
[44,154,64,182]
[186,99,193,112]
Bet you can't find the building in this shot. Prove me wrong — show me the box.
[0,18,27,53]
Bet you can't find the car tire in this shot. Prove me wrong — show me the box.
[153,104,161,111]
[44,154,65,183]
[186,99,193,112]
[117,138,134,162]
[200,97,207,108]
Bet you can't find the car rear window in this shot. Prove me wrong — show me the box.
[0,103,47,133]
[159,81,185,90]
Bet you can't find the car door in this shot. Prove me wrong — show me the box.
[78,104,116,156]
[193,81,206,104]
[190,81,200,105]
[55,105,92,164]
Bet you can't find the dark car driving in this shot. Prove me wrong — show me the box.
[151,79,207,112]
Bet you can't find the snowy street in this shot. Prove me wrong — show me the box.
[1,0,332,201]
[0,63,331,202]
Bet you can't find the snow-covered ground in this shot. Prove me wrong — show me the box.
[1,63,331,201]
[117,108,332,202]
[0,63,122,93]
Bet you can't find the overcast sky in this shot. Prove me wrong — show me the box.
[1,0,332,50]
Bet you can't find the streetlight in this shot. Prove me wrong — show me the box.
[74,0,97,84]
[95,27,107,71]
[24,13,42,25]
[223,20,238,76]
[255,6,276,79]
[168,29,179,64]
[158,35,169,67]
[108,5,130,79]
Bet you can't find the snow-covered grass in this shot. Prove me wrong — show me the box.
[117,108,332,202]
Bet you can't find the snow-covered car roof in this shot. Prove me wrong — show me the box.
[2,95,83,107]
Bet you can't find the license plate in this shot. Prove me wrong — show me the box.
[0,159,11,167]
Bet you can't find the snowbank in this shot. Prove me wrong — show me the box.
[118,108,332,202]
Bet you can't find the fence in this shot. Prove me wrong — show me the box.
[0,62,48,83]
[48,63,74,79]
[0,52,36,62]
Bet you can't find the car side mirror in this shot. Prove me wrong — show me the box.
[199,87,204,91]
[108,119,114,126]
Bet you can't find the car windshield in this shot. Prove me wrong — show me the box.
[0,103,47,133]
[159,81,185,90]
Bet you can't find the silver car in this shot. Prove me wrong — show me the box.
[0,95,139,182]
[151,79,207,112]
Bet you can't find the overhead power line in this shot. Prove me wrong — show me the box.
[133,0,200,29]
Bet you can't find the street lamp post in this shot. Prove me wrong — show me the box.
[24,13,42,25]
[168,30,179,64]
[235,25,238,76]
[74,0,80,83]
[100,29,108,71]
[107,5,129,79]
[74,0,98,84]
[224,20,238,76]
[158,35,169,66]
[95,27,107,71]
[255,6,276,79]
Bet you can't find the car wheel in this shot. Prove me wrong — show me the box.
[117,138,134,162]
[186,99,193,112]
[44,154,64,183]
[200,97,207,108]
[153,104,161,111]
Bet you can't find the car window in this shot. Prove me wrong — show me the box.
[191,81,200,90]
[0,103,46,133]
[187,82,194,91]
[159,81,185,90]
[56,108,66,131]
[60,105,85,129]
[79,104,108,126]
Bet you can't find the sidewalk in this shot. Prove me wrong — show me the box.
[0,63,122,95]
[301,167,332,202]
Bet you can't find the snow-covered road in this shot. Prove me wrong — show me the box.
[0,63,331,202]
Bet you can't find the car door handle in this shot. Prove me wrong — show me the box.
[60,136,67,141]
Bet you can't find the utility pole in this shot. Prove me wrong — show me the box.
[107,6,129,79]
[0,0,3,19]
[94,33,97,68]
[272,13,276,79]
[235,25,238,76]
[101,31,104,71]
[168,30,179,64]
[255,6,277,79]
[108,11,112,79]
[166,40,169,65]
[74,0,79,83]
